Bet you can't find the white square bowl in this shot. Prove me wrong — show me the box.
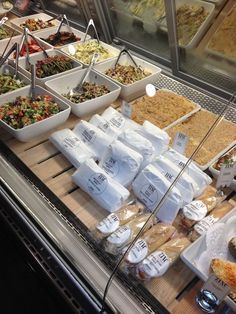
[45,69,121,117]
[0,64,30,99]
[10,13,60,33]
[0,85,71,142]
[94,54,162,101]
[17,49,83,86]
[60,39,120,67]
[0,24,21,41]
[35,25,89,49]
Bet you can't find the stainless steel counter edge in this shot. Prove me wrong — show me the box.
[0,154,149,314]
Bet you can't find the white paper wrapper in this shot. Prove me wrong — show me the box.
[195,216,236,277]
[72,159,130,212]
[132,164,183,224]
[49,129,95,168]
[89,114,120,139]
[152,155,198,203]
[163,148,212,196]
[118,129,155,169]
[73,120,113,160]
[136,121,170,156]
[99,140,143,187]
[101,107,139,135]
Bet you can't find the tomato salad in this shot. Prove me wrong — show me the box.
[0,95,60,129]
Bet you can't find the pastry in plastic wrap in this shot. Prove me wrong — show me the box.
[99,140,143,187]
[188,202,234,242]
[229,237,236,260]
[93,202,145,240]
[89,114,120,139]
[104,213,154,255]
[72,159,130,212]
[211,259,236,294]
[124,223,176,265]
[135,237,190,280]
[174,190,226,230]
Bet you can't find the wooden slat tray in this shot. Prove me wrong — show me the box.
[1,110,235,313]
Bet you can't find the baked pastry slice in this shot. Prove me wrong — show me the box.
[211,258,236,293]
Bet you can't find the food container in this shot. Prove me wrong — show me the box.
[17,49,83,86]
[0,85,71,142]
[45,69,121,117]
[60,39,120,67]
[209,147,236,191]
[10,13,60,33]
[0,2,13,18]
[160,0,215,48]
[0,64,30,98]
[181,208,236,311]
[0,24,21,41]
[35,25,88,49]
[94,54,161,101]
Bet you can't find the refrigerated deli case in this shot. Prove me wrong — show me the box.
[1,1,236,313]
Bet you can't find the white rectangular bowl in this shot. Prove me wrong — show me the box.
[45,69,121,117]
[0,64,30,99]
[60,39,120,67]
[10,13,60,33]
[181,208,236,311]
[160,0,215,49]
[17,49,83,86]
[0,24,21,41]
[35,25,88,49]
[94,54,162,101]
[0,85,71,142]
[0,35,52,60]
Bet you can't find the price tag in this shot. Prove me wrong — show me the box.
[121,101,132,118]
[172,132,188,155]
[216,163,236,189]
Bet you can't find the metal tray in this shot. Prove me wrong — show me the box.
[181,208,236,311]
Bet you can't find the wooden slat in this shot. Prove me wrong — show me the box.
[46,169,76,198]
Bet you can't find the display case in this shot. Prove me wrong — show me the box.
[0,1,236,314]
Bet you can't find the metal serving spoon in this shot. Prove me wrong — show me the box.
[0,16,8,27]
[68,52,99,97]
[30,63,36,101]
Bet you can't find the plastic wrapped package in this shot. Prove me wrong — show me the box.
[99,140,143,187]
[89,114,120,139]
[152,155,198,203]
[73,120,113,160]
[101,107,139,135]
[174,191,226,230]
[49,129,95,168]
[118,129,155,169]
[72,159,130,212]
[93,202,145,240]
[132,164,183,224]
[124,223,176,265]
[104,213,155,255]
[135,237,191,280]
[163,148,212,196]
[136,121,170,156]
[188,201,234,242]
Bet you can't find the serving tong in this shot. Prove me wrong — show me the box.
[30,63,36,101]
[68,52,99,97]
[114,48,138,68]
[0,42,20,79]
[83,19,100,44]
[50,14,72,45]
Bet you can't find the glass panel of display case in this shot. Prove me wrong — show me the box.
[40,0,86,27]
[103,0,171,62]
[175,0,236,94]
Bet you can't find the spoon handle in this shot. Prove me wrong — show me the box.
[31,64,36,101]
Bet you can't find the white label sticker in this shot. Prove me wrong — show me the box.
[183,200,208,221]
[201,274,230,303]
[96,213,120,234]
[140,184,158,209]
[141,251,170,278]
[194,215,218,235]
[102,157,120,178]
[216,163,236,189]
[107,225,131,245]
[127,239,149,264]
[97,121,110,132]
[63,136,81,149]
[109,114,125,129]
[172,132,188,155]
[87,173,108,195]
[80,128,96,145]
[121,101,132,118]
